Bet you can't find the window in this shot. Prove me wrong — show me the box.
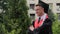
[30,4,35,10]
[57,13,60,20]
[0,6,2,9]
[56,3,60,11]
[30,14,35,20]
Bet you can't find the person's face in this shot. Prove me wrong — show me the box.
[35,6,44,16]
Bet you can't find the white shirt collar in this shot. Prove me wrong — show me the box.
[38,13,47,20]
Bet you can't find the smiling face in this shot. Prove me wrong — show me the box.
[35,5,44,16]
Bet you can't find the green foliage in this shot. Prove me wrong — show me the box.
[52,14,60,34]
[0,0,31,34]
[48,9,55,22]
[0,0,60,34]
[48,9,60,34]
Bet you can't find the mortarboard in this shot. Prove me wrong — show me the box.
[38,0,49,13]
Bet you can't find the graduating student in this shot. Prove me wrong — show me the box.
[27,0,53,34]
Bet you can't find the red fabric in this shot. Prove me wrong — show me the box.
[34,14,48,29]
[34,19,43,28]
[46,14,48,18]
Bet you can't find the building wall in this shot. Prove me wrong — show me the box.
[27,0,60,20]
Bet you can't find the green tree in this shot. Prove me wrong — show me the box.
[0,0,8,34]
[52,14,60,34]
[48,9,60,34]
[0,0,31,34]
[48,9,55,22]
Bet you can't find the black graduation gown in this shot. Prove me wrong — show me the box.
[27,18,53,34]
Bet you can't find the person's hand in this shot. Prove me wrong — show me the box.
[29,25,34,31]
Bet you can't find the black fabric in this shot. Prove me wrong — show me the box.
[27,18,53,34]
[38,17,41,23]
[38,0,49,14]
[27,29,34,34]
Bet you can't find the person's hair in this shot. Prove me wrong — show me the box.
[35,4,48,14]
[35,4,44,8]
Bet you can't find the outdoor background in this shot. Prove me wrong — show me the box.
[0,0,60,34]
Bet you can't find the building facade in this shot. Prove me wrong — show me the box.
[27,0,60,21]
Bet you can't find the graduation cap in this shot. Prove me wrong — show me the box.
[38,0,49,13]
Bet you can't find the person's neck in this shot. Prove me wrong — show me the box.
[39,12,44,17]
